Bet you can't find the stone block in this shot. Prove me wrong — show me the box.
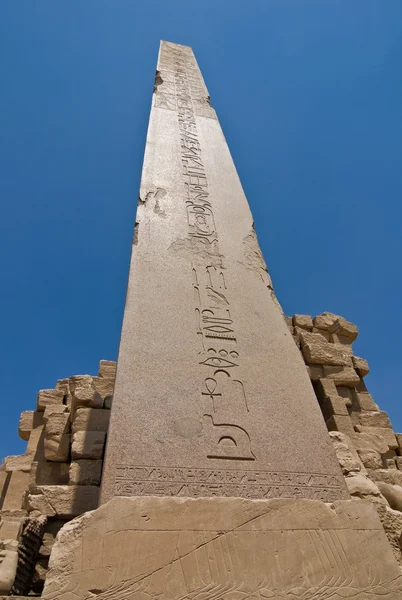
[345,473,383,500]
[72,408,110,434]
[4,455,32,473]
[36,389,64,412]
[0,539,18,595]
[292,314,313,330]
[356,391,380,412]
[311,327,331,341]
[355,426,398,450]
[326,414,355,435]
[352,355,370,377]
[18,411,34,441]
[43,435,70,462]
[369,469,402,487]
[358,411,393,429]
[386,458,397,469]
[69,460,102,486]
[71,431,105,460]
[351,431,390,456]
[29,486,99,519]
[44,414,71,462]
[313,313,358,340]
[43,404,68,422]
[98,360,117,379]
[302,339,347,366]
[0,518,22,541]
[314,381,349,418]
[336,386,353,407]
[41,496,402,600]
[357,449,383,470]
[396,457,402,471]
[328,431,362,475]
[323,366,360,387]
[377,483,402,512]
[73,383,103,410]
[305,364,324,380]
[29,461,69,488]
[376,504,402,566]
[0,472,29,511]
[92,376,115,404]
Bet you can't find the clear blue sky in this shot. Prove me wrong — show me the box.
[1,1,401,460]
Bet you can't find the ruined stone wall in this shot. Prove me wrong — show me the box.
[287,312,402,565]
[0,360,116,595]
[1,314,402,595]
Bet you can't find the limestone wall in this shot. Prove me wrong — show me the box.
[1,313,402,595]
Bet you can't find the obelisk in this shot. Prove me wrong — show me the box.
[100,41,348,503]
[41,42,402,600]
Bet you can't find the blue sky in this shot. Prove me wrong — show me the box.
[1,1,401,460]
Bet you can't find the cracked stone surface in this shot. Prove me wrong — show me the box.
[42,496,402,600]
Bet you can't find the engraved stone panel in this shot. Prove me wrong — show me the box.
[42,496,402,600]
[101,41,348,503]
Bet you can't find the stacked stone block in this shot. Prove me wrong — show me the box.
[0,360,116,595]
[288,312,402,565]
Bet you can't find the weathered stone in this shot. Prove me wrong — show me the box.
[345,473,383,499]
[396,457,402,470]
[71,408,110,434]
[336,386,353,407]
[36,389,64,412]
[328,431,362,475]
[29,460,70,489]
[44,414,70,462]
[355,426,398,449]
[306,364,324,380]
[350,431,390,455]
[352,355,370,377]
[104,395,113,410]
[386,458,398,469]
[0,540,18,595]
[326,414,355,435]
[71,432,105,460]
[376,504,402,566]
[356,391,380,412]
[313,313,358,340]
[311,327,331,341]
[69,460,102,486]
[314,381,349,419]
[323,366,360,386]
[73,384,103,410]
[357,449,383,470]
[292,314,313,330]
[18,411,34,441]
[43,404,68,422]
[302,339,347,366]
[43,435,70,463]
[359,410,393,429]
[0,472,29,511]
[396,434,402,449]
[27,493,56,518]
[4,455,32,473]
[98,360,117,379]
[369,469,402,487]
[0,517,23,541]
[378,483,402,512]
[41,496,402,600]
[29,486,98,519]
[92,377,114,404]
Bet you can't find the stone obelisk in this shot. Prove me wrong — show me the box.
[100,41,347,503]
[41,42,402,600]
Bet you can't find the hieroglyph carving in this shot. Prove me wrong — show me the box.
[155,42,254,464]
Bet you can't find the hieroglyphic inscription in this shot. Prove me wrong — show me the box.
[114,465,344,502]
[157,42,254,463]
